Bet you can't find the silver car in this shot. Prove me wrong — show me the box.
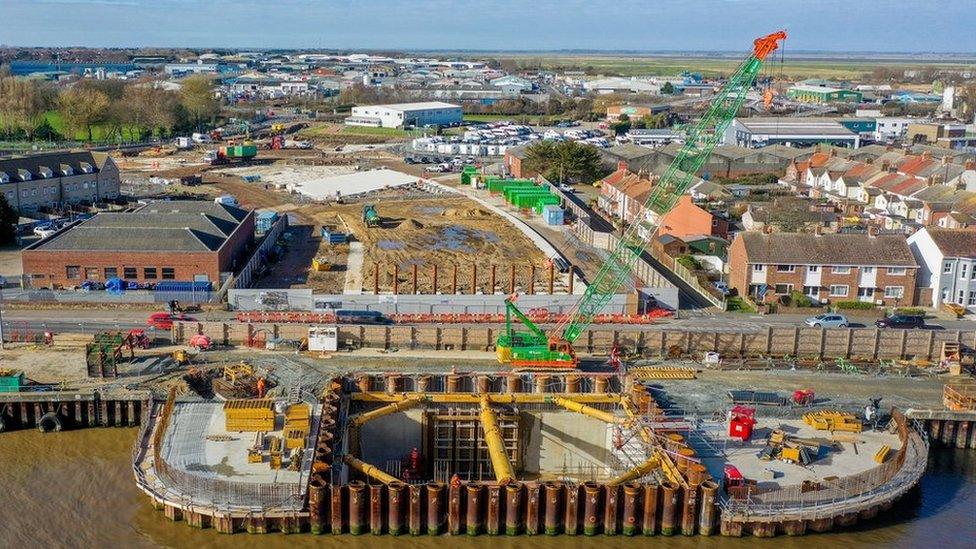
[804,314,849,328]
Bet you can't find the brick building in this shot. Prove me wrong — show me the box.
[0,150,121,214]
[728,230,919,306]
[22,200,254,288]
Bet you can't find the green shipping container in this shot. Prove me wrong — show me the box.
[488,178,535,193]
[0,370,24,393]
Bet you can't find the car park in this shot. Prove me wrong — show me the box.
[804,314,849,328]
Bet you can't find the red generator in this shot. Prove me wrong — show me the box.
[793,389,815,406]
[728,405,756,441]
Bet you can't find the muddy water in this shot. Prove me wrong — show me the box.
[0,428,973,548]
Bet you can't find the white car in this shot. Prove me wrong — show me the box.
[33,224,57,238]
[558,183,574,192]
[804,314,849,328]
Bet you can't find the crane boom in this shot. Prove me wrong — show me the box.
[495,31,786,369]
[554,31,787,344]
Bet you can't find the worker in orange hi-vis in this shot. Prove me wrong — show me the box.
[257,377,266,398]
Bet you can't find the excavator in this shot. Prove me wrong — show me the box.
[497,31,787,369]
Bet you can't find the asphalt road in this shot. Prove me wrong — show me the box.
[1,309,972,338]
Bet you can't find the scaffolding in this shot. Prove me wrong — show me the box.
[431,406,520,482]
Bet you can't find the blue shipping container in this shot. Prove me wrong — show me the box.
[543,205,564,225]
[256,211,279,234]
[154,281,212,293]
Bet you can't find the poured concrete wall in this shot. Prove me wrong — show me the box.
[359,409,424,467]
[522,410,613,478]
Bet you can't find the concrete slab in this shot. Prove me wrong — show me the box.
[162,401,316,486]
[699,417,901,491]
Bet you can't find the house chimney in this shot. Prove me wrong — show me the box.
[927,175,935,186]
[942,155,950,166]
[868,226,879,238]
[829,148,837,158]
[763,224,774,235]
[922,151,932,160]
[966,160,975,170]
[885,144,894,152]
[617,160,627,172]
[881,160,891,171]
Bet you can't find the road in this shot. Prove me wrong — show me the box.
[2,309,972,338]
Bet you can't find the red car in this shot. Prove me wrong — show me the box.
[147,313,193,330]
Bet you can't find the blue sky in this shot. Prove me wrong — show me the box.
[3,0,974,52]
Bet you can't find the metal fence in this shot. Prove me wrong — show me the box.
[233,214,289,289]
[1,287,217,305]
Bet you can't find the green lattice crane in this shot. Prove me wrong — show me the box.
[497,31,787,368]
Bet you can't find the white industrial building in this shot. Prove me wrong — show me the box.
[345,102,462,128]
[723,117,860,149]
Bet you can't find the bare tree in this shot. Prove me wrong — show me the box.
[58,85,110,141]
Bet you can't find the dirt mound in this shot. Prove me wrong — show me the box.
[403,219,425,229]
[441,208,492,219]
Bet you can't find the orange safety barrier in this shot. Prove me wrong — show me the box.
[235,309,672,325]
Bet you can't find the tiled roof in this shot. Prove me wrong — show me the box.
[926,228,976,258]
[738,232,917,266]
[0,150,111,182]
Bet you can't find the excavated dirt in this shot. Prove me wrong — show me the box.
[300,197,550,294]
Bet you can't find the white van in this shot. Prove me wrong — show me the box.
[192,132,213,144]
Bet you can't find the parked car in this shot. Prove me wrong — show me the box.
[713,281,730,296]
[147,312,193,330]
[804,314,849,328]
[33,224,57,238]
[558,183,574,192]
[875,314,925,329]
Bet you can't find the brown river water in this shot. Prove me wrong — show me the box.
[0,428,973,549]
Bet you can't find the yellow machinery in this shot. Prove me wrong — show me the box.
[224,361,255,384]
[608,456,661,486]
[247,431,265,463]
[479,397,517,483]
[874,445,891,464]
[803,411,862,433]
[620,396,687,489]
[312,257,331,272]
[269,435,283,469]
[224,398,275,431]
[172,349,189,366]
[285,429,307,450]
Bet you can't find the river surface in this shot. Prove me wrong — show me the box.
[0,428,973,548]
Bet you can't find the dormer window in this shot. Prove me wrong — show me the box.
[17,169,31,181]
[60,164,74,176]
[38,166,53,178]
[79,162,93,174]
[0,172,8,184]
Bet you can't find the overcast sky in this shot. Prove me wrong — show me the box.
[3,0,974,53]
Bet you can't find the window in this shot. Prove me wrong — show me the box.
[959,290,966,305]
[776,265,796,273]
[84,267,98,280]
[962,264,969,279]
[144,267,157,280]
[753,264,765,272]
[66,266,81,280]
[803,285,819,296]
[104,267,118,279]
[857,288,874,298]
[808,265,819,273]
[161,268,176,280]
[832,266,851,274]
[887,267,906,275]
[862,266,874,274]
[942,288,950,302]
[969,291,976,306]
[884,286,904,299]
[123,267,137,279]
[829,285,849,297]
[943,262,953,274]
[774,283,793,295]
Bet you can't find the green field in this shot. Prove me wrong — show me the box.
[491,54,976,79]
[0,110,136,142]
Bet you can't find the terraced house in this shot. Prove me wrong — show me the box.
[0,151,121,214]
[729,230,919,306]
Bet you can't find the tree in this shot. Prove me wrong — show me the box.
[0,78,51,141]
[57,85,110,141]
[0,193,18,246]
[661,82,675,95]
[523,140,606,184]
[180,74,220,129]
